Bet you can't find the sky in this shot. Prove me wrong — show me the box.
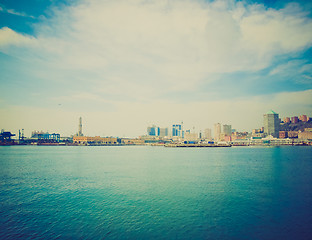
[0,0,312,138]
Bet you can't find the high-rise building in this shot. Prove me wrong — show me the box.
[147,125,159,136]
[263,110,280,138]
[172,124,184,138]
[159,128,168,137]
[223,124,232,136]
[214,123,221,141]
[78,117,83,136]
[204,128,212,140]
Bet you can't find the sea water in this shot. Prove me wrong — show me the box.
[0,146,311,239]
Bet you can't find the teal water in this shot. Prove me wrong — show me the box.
[0,146,311,239]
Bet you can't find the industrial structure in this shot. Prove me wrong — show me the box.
[0,130,16,145]
[78,117,83,136]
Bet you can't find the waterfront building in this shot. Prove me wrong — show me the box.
[73,136,118,145]
[250,135,293,145]
[263,110,280,138]
[30,131,60,144]
[214,123,221,141]
[231,131,249,141]
[279,131,288,139]
[223,135,231,142]
[288,131,299,138]
[184,132,198,142]
[38,133,60,142]
[298,131,312,140]
[121,138,145,145]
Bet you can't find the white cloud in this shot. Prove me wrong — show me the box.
[0,27,34,49]
[0,5,35,18]
[273,89,312,105]
[6,9,35,19]
[10,0,306,97]
[240,4,312,55]
[269,60,307,75]
[3,1,312,80]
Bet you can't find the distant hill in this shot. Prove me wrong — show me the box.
[280,120,312,132]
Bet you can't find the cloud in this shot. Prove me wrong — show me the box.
[273,89,312,106]
[4,1,312,72]
[0,27,34,48]
[5,1,302,97]
[0,4,35,18]
[241,3,312,54]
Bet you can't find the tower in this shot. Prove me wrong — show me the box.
[78,117,83,136]
[263,110,280,138]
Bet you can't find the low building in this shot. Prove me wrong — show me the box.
[122,138,145,145]
[231,131,249,141]
[250,135,293,145]
[298,131,312,140]
[279,131,288,139]
[73,136,118,145]
[283,117,290,123]
[184,132,198,142]
[223,135,231,142]
[288,131,299,138]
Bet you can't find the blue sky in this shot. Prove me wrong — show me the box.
[1,0,312,137]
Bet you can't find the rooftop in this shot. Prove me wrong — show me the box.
[266,110,278,115]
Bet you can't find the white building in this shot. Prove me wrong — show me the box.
[214,123,221,141]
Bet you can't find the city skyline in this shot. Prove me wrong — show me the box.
[1,0,312,137]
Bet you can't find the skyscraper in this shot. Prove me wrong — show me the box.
[147,125,159,136]
[172,124,184,138]
[204,128,212,140]
[214,123,221,141]
[159,128,168,137]
[263,110,280,138]
[223,124,232,136]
